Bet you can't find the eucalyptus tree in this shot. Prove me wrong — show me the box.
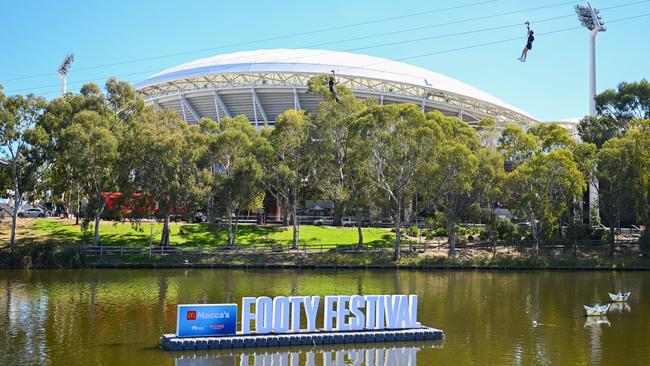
[56,109,121,246]
[133,109,210,246]
[528,122,574,152]
[41,83,107,224]
[421,113,503,257]
[425,142,477,257]
[476,118,499,151]
[498,124,539,167]
[0,88,48,251]
[207,115,265,247]
[261,110,311,249]
[307,76,370,227]
[595,79,650,121]
[52,80,144,246]
[506,149,586,255]
[622,120,650,256]
[597,137,634,256]
[579,80,650,147]
[354,104,439,260]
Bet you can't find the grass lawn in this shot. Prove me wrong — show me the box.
[27,219,396,248]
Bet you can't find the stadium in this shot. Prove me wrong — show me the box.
[134,49,537,127]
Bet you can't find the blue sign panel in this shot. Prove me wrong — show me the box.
[177,304,238,337]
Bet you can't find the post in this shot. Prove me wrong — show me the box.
[576,2,605,227]
[589,30,598,116]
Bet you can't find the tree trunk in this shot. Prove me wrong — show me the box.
[227,214,234,247]
[282,207,289,226]
[533,224,540,257]
[528,213,539,256]
[292,208,299,250]
[233,215,240,247]
[75,185,80,225]
[93,202,105,247]
[160,213,170,247]
[356,212,364,250]
[332,201,344,227]
[608,225,616,257]
[9,191,20,252]
[448,223,456,257]
[394,199,401,261]
[291,179,299,250]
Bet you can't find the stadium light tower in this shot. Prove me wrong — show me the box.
[575,1,605,116]
[57,53,75,96]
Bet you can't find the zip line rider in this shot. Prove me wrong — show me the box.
[517,21,534,62]
[329,70,341,103]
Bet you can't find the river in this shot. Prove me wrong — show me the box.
[0,269,648,365]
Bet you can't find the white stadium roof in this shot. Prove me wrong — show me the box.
[135,49,536,126]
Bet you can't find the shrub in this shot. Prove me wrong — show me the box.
[433,227,447,237]
[408,225,419,237]
[479,228,490,241]
[494,218,519,244]
[0,243,83,269]
[590,227,607,240]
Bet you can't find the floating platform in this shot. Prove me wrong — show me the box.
[162,327,444,351]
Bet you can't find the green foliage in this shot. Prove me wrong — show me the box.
[354,103,439,260]
[408,225,419,237]
[261,109,312,248]
[579,79,650,147]
[506,149,586,254]
[202,115,265,246]
[498,124,539,165]
[528,122,574,152]
[0,91,48,250]
[578,115,624,148]
[595,79,650,121]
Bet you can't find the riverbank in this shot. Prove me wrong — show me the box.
[2,218,648,270]
[2,242,649,270]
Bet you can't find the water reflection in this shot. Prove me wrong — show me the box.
[583,316,611,328]
[2,270,650,365]
[608,302,631,313]
[173,343,441,366]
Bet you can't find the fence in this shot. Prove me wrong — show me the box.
[82,238,641,257]
[82,243,402,257]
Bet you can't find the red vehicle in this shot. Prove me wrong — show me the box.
[100,192,158,218]
[97,192,194,221]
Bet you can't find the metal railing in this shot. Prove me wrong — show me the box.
[82,243,405,257]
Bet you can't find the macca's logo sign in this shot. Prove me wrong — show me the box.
[186,310,197,320]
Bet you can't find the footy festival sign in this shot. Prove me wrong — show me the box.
[176,295,420,337]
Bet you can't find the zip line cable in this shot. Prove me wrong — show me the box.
[4,0,644,91]
[9,8,650,96]
[9,9,576,96]
[16,11,650,97]
[3,0,648,88]
[180,0,644,68]
[122,0,580,71]
[0,0,498,83]
[6,0,620,84]
[341,12,650,75]
[264,0,649,64]
[3,4,600,95]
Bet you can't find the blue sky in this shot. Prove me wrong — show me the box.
[0,0,648,121]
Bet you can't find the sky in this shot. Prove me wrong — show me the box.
[0,0,648,121]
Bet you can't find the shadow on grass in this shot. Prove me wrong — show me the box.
[178,224,280,247]
[28,220,397,250]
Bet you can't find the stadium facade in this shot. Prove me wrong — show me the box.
[134,49,537,127]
